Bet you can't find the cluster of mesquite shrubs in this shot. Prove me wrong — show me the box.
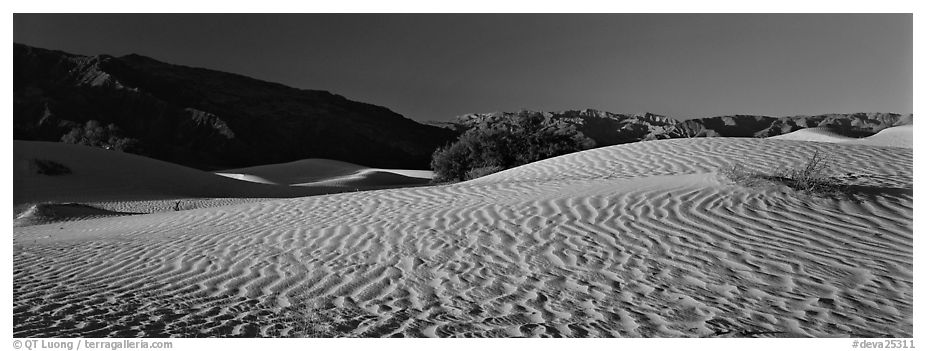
[430,111,595,182]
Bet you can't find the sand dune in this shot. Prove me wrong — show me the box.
[13,141,341,206]
[216,159,434,189]
[211,173,277,185]
[294,169,434,189]
[216,159,369,185]
[768,127,856,143]
[841,125,913,148]
[769,125,912,148]
[13,138,912,337]
[13,203,142,227]
[13,141,430,224]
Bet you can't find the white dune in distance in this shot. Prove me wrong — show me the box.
[216,158,434,188]
[13,136,912,338]
[769,125,912,148]
[841,125,913,148]
[767,127,857,143]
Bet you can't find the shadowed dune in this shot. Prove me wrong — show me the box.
[14,203,142,227]
[14,141,434,224]
[13,141,342,206]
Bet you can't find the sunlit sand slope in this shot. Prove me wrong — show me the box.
[769,125,912,148]
[14,138,911,338]
[841,125,913,148]
[768,127,856,143]
[216,159,368,185]
[216,159,433,188]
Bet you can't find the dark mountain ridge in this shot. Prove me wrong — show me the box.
[16,43,911,172]
[446,109,911,147]
[14,43,456,170]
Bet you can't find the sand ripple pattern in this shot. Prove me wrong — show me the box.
[14,139,911,337]
[470,138,912,189]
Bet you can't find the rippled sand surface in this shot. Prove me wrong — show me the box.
[14,138,912,337]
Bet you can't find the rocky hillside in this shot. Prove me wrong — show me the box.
[446,109,911,147]
[14,43,456,170]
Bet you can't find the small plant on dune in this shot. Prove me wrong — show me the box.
[265,281,335,338]
[262,300,329,337]
[772,151,846,195]
[286,299,332,338]
[721,151,848,197]
[719,162,766,188]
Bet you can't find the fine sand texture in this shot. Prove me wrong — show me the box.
[13,137,912,338]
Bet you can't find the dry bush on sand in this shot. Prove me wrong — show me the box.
[772,151,846,194]
[722,151,848,197]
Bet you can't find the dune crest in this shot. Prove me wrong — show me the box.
[767,127,857,143]
[13,141,343,206]
[842,125,913,148]
[769,125,912,148]
[14,141,435,223]
[216,159,434,189]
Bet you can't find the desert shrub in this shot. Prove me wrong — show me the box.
[278,300,332,338]
[719,162,768,188]
[772,151,846,194]
[31,158,71,176]
[431,110,595,182]
[465,165,505,180]
[60,120,141,152]
[430,139,473,183]
[721,151,847,196]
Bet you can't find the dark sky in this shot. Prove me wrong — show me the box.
[14,13,912,122]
